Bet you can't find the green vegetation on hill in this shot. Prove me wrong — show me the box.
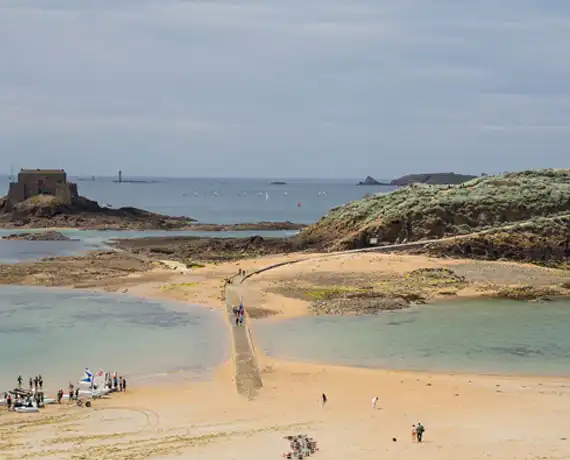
[301,169,570,251]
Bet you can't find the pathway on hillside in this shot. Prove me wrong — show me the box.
[225,282,263,399]
[241,213,570,282]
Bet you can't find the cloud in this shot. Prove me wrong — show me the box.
[0,0,569,176]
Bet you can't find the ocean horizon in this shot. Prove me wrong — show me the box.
[1,175,396,225]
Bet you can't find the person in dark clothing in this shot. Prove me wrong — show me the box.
[416,422,425,443]
[235,315,239,326]
[123,378,127,391]
[33,376,38,390]
[6,394,12,411]
[322,393,327,408]
[17,375,22,388]
[38,375,43,390]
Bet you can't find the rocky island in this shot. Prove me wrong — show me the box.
[357,172,477,186]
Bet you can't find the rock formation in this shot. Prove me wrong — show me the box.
[0,194,195,230]
[2,230,74,241]
[357,176,385,186]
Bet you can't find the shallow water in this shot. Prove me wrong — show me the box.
[254,299,570,376]
[0,286,227,391]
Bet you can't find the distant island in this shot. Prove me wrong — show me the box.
[357,173,477,186]
[269,181,287,185]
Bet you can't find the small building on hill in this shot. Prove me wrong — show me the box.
[5,169,78,210]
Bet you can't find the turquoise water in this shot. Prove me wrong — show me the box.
[254,300,570,376]
[0,286,227,391]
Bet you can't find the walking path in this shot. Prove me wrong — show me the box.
[225,281,263,399]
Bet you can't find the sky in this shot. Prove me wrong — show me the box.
[0,0,569,178]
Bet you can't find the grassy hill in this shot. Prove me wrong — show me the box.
[300,169,570,252]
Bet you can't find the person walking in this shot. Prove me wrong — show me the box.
[321,393,327,408]
[372,396,378,409]
[17,375,22,388]
[416,422,425,443]
[28,377,33,390]
[411,425,417,442]
[123,377,127,391]
[38,375,43,390]
[6,394,12,411]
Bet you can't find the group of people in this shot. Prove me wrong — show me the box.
[282,434,318,459]
[3,391,44,410]
[232,302,245,326]
[109,373,127,392]
[16,375,43,391]
[324,393,427,443]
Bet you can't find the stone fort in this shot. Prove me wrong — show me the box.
[5,169,78,210]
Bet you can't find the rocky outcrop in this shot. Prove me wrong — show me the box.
[0,194,195,230]
[185,221,306,231]
[300,169,570,251]
[357,176,385,186]
[109,235,310,263]
[2,230,74,241]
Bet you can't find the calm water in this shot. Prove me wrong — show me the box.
[1,175,394,225]
[254,300,570,376]
[0,286,227,391]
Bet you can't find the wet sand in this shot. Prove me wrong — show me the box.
[2,252,570,459]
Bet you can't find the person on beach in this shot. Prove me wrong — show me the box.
[411,425,417,442]
[119,377,124,391]
[68,383,74,403]
[57,389,63,404]
[416,422,425,443]
[33,376,38,390]
[38,375,43,390]
[74,388,79,400]
[17,375,22,388]
[239,313,244,325]
[372,396,378,409]
[321,393,327,408]
[235,314,240,326]
[123,377,127,391]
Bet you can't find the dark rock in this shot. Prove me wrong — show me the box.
[2,230,74,241]
[357,176,385,186]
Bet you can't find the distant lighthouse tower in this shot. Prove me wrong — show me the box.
[118,170,122,183]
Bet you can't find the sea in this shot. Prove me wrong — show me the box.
[253,299,570,376]
[0,286,226,391]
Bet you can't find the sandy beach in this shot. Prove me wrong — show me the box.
[2,251,570,459]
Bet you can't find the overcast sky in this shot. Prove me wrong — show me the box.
[0,1,569,178]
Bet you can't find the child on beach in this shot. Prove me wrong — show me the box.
[411,425,417,442]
